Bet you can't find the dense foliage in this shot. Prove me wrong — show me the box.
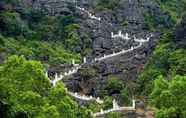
[94,0,121,11]
[0,0,94,65]
[150,75,186,118]
[105,76,131,106]
[144,0,186,31]
[0,55,90,118]
[139,13,186,117]
[138,31,186,94]
[155,0,186,22]
[0,1,92,117]
[0,35,81,65]
[0,0,186,118]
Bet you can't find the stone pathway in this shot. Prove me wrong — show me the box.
[46,5,153,113]
[93,99,136,117]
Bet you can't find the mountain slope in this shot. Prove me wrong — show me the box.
[0,0,186,118]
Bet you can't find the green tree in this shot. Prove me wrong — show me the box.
[103,96,113,110]
[105,76,123,95]
[0,55,51,117]
[120,88,131,105]
[169,49,186,75]
[150,75,186,118]
[96,0,121,10]
[0,12,30,37]
[0,56,90,118]
[105,112,122,118]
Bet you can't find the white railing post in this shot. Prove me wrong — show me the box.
[132,99,136,109]
[101,109,103,113]
[118,30,122,36]
[113,99,119,109]
[55,73,58,80]
[111,32,114,38]
[72,59,75,65]
[83,57,86,63]
[45,71,48,77]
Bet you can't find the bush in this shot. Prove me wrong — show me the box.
[103,96,113,110]
[150,75,186,118]
[144,0,186,31]
[0,55,90,118]
[79,67,97,79]
[0,36,81,65]
[95,0,121,10]
[105,112,122,118]
[120,88,131,105]
[105,76,123,95]
[0,11,30,37]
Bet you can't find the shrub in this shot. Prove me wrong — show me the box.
[0,11,29,37]
[105,76,123,95]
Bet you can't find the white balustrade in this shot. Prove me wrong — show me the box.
[43,4,154,116]
[49,33,150,86]
[44,6,151,115]
[113,99,119,109]
[50,66,81,86]
[93,99,136,117]
[72,59,75,65]
[45,71,48,77]
[76,6,101,21]
[45,5,152,110]
[132,99,135,109]
[100,109,103,113]
[111,31,131,40]
[83,57,87,63]
[66,90,103,104]
[94,34,152,62]
[64,72,67,76]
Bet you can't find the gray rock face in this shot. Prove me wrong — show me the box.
[29,0,163,95]
[33,0,162,95]
[14,0,165,117]
[60,0,162,96]
[174,15,186,48]
[26,0,162,115]
[63,34,159,97]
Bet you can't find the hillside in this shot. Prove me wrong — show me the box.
[0,0,186,118]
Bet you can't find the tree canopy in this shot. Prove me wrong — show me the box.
[0,55,90,118]
[150,75,186,118]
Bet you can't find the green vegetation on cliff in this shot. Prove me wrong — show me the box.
[155,0,186,22]
[139,16,186,118]
[144,0,186,31]
[0,0,93,65]
[150,75,186,118]
[0,1,91,117]
[0,0,186,118]
[0,35,81,65]
[95,0,121,11]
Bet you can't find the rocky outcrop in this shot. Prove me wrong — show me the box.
[30,0,163,101]
[28,0,162,111]
[174,14,186,48]
[60,0,161,98]
[22,1,164,100]
[63,33,160,97]
[7,0,165,117]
